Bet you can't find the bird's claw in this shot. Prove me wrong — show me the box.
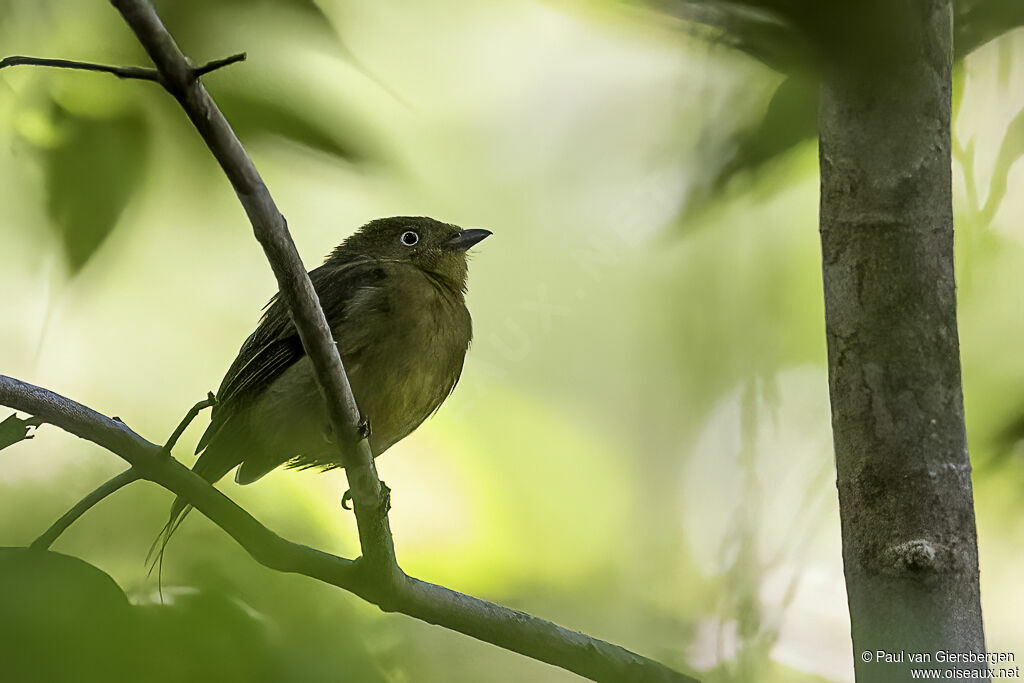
[340,481,390,513]
[325,416,368,445]
[357,415,371,441]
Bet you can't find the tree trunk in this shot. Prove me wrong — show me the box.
[817,1,987,680]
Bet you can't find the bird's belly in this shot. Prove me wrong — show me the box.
[244,357,333,462]
[244,310,467,469]
[348,332,463,454]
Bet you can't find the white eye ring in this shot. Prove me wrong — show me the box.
[400,230,419,247]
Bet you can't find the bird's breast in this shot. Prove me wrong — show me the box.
[339,269,471,455]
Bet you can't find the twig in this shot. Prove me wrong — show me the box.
[0,375,695,682]
[30,467,142,550]
[108,0,396,577]
[0,55,159,80]
[190,52,246,78]
[161,391,216,454]
[0,52,245,82]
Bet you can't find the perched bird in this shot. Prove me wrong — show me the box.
[154,216,490,554]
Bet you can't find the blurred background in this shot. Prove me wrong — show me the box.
[1,1,1023,681]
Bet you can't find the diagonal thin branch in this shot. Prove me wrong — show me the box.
[31,468,143,550]
[108,0,397,578]
[0,374,695,682]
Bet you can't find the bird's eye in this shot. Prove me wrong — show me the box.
[400,230,419,247]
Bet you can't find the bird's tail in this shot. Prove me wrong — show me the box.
[146,442,242,589]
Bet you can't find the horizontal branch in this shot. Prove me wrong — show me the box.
[0,375,695,682]
[0,55,160,80]
[0,52,245,82]
[0,375,354,584]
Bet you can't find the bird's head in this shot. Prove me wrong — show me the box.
[328,216,490,291]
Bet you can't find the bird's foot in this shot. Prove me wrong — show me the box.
[340,480,391,513]
[357,414,371,441]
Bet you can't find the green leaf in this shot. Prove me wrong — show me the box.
[216,89,372,162]
[161,0,336,39]
[0,547,136,682]
[653,1,811,71]
[714,73,817,190]
[956,0,1024,58]
[0,413,41,452]
[648,0,1024,69]
[43,106,148,274]
[133,589,276,683]
[680,73,817,221]
[157,0,341,62]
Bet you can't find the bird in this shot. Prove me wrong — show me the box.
[152,216,490,560]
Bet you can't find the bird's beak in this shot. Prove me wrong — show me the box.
[444,228,492,251]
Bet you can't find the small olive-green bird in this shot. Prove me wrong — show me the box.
[156,216,490,551]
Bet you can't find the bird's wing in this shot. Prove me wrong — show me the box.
[195,258,386,453]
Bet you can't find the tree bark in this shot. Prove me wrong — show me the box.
[815,2,983,679]
[818,1,987,680]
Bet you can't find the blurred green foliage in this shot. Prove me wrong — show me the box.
[645,0,1024,219]
[0,547,386,682]
[0,548,139,682]
[1,1,1023,682]
[42,103,148,273]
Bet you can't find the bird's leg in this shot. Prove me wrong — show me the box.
[337,414,371,511]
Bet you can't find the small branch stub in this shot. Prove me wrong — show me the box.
[161,392,217,455]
